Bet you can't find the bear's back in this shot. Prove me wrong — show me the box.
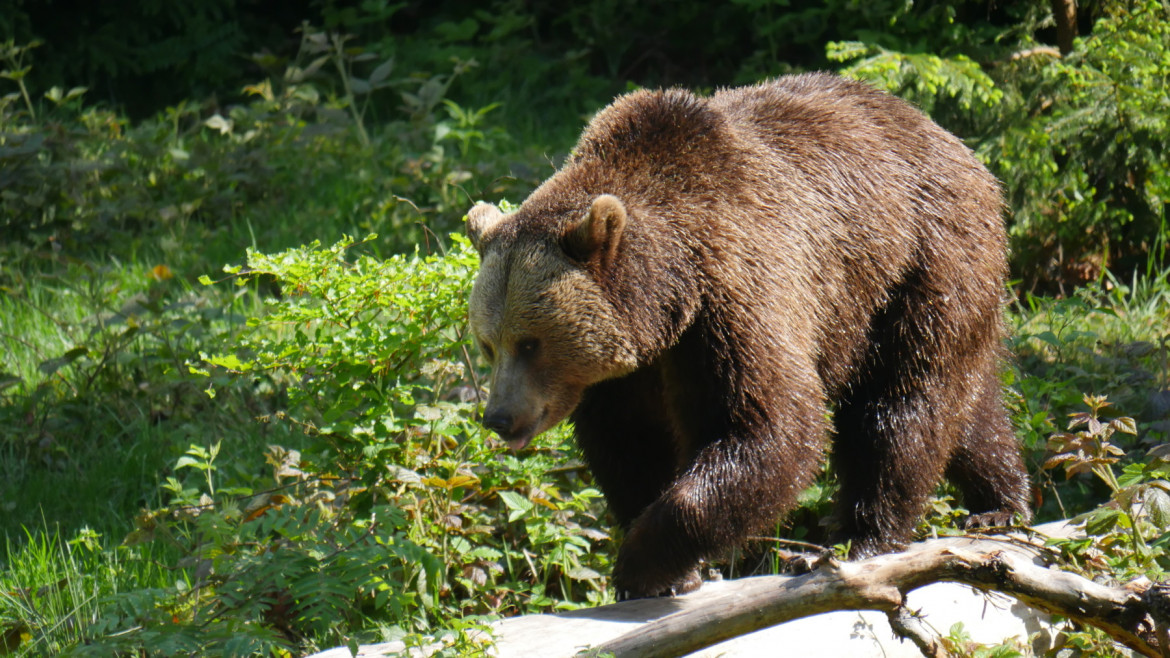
[709,73,998,222]
[706,74,1005,275]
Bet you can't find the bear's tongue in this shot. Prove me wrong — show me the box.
[505,435,533,450]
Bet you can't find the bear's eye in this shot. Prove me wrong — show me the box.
[478,341,496,361]
[515,338,540,358]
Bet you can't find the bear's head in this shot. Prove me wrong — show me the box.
[467,195,639,449]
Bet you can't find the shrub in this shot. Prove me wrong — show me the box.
[48,235,615,655]
[829,0,1170,291]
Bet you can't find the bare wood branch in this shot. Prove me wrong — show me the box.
[1008,46,1063,62]
[307,526,1166,658]
[886,606,946,658]
[584,536,1162,658]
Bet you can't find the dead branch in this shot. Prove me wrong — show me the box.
[1008,46,1062,62]
[584,536,1163,658]
[887,605,947,658]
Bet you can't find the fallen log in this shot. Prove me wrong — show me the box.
[308,522,1169,657]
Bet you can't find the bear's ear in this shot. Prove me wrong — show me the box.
[466,203,505,253]
[563,194,627,265]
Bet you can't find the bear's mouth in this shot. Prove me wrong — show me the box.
[500,407,550,451]
[504,433,535,450]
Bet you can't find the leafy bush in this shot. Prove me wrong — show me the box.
[829,0,1170,291]
[0,24,527,533]
[0,0,309,117]
[27,235,615,655]
[0,31,507,264]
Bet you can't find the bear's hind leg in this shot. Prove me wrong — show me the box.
[830,269,1013,557]
[945,369,1032,528]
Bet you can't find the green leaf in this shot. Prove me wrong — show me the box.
[566,566,601,581]
[0,65,30,81]
[467,546,503,561]
[369,58,395,85]
[1034,331,1062,348]
[1146,486,1170,530]
[203,114,232,135]
[206,354,249,371]
[498,491,534,522]
[174,456,202,471]
[349,77,371,95]
[38,346,89,375]
[1084,508,1122,535]
[1119,463,1148,488]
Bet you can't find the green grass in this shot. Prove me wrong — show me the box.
[1010,266,1170,426]
[1,526,181,656]
[0,252,243,538]
[1008,267,1170,520]
[0,256,174,378]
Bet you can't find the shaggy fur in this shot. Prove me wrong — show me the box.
[466,72,1032,599]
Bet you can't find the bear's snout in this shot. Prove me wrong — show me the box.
[481,409,514,435]
[480,403,548,450]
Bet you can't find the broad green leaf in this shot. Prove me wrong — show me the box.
[369,58,395,85]
[1145,486,1170,530]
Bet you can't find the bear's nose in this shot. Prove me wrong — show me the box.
[481,410,514,435]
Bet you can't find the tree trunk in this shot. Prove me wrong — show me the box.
[1051,0,1078,55]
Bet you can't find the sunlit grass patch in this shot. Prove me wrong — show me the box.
[0,526,178,657]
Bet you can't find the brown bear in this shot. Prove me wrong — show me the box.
[465,72,1031,600]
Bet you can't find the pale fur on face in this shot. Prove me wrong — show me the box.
[469,227,637,449]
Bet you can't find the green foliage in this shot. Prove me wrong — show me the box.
[830,0,1170,290]
[1044,396,1170,577]
[826,41,1003,114]
[0,39,43,118]
[0,25,524,534]
[0,27,528,654]
[15,236,614,655]
[199,234,480,473]
[0,0,301,117]
[993,0,1170,287]
[9,1,1165,288]
[1033,395,1170,653]
[942,621,1027,658]
[0,24,522,266]
[1007,266,1170,520]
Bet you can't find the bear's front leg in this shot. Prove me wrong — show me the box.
[612,509,704,600]
[614,562,701,601]
[611,422,827,599]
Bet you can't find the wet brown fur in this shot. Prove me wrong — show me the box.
[467,72,1032,599]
